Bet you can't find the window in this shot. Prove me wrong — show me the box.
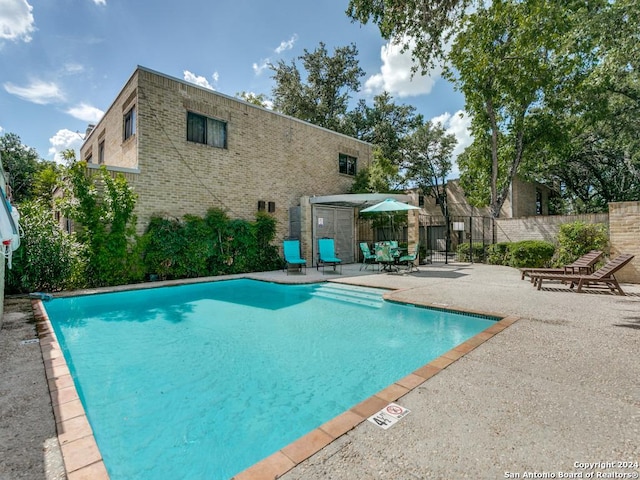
[98,141,105,164]
[86,154,93,164]
[187,112,227,148]
[536,189,543,215]
[338,153,357,176]
[123,107,136,141]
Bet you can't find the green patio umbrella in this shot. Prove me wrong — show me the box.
[360,198,420,213]
[360,198,420,242]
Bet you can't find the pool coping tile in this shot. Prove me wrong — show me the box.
[34,286,521,480]
[33,299,109,479]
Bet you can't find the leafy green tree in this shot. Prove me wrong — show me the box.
[0,132,42,202]
[350,147,400,193]
[236,91,271,108]
[61,156,142,287]
[402,121,456,248]
[344,91,423,165]
[270,42,365,132]
[346,0,471,72]
[446,1,590,218]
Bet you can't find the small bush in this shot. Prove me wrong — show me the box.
[507,240,555,268]
[554,221,608,266]
[6,201,85,293]
[486,242,511,265]
[456,242,486,262]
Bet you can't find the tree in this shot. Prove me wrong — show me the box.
[346,0,472,72]
[270,42,365,132]
[0,132,42,202]
[402,121,457,248]
[344,91,423,165]
[236,91,271,108]
[61,153,142,286]
[446,1,602,217]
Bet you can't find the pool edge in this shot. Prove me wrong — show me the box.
[231,308,520,480]
[33,293,520,480]
[32,299,110,480]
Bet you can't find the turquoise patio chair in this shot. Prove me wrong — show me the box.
[359,242,379,271]
[317,238,342,274]
[375,243,397,272]
[398,243,419,273]
[283,239,306,275]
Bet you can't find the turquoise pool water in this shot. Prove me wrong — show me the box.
[45,279,497,479]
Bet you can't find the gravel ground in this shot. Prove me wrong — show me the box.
[1,263,639,480]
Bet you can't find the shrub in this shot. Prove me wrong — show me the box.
[456,242,486,262]
[5,201,85,293]
[142,209,283,280]
[507,240,555,268]
[61,162,143,287]
[486,242,511,265]
[554,221,608,267]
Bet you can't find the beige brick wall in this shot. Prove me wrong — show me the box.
[495,214,609,244]
[81,67,372,245]
[609,201,640,283]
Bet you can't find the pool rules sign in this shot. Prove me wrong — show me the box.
[367,403,411,430]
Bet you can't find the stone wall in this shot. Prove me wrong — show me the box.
[608,202,640,283]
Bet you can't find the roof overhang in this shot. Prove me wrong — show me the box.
[309,193,412,208]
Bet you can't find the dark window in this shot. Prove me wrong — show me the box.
[536,189,543,215]
[338,153,357,176]
[123,107,136,141]
[268,201,275,213]
[98,141,105,164]
[418,195,425,207]
[187,111,227,148]
[258,200,266,211]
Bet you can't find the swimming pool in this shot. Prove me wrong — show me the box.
[44,279,497,479]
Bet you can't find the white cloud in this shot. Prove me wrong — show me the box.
[431,110,472,178]
[63,63,85,75]
[0,0,35,42]
[92,0,106,5]
[66,103,104,123]
[183,70,216,90]
[3,79,65,104]
[275,34,298,54]
[253,60,269,76]
[365,38,442,98]
[48,129,84,164]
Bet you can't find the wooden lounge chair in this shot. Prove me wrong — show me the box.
[283,239,306,275]
[520,250,603,281]
[529,253,635,295]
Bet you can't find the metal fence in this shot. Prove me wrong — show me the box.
[357,214,495,264]
[419,214,494,263]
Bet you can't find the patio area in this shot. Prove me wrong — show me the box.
[1,262,639,479]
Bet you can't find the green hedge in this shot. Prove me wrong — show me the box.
[142,208,283,280]
[507,240,555,268]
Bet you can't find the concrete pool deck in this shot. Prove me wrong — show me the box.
[1,262,639,479]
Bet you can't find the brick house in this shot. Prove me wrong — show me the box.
[80,66,373,264]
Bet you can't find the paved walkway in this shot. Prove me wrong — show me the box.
[2,262,639,479]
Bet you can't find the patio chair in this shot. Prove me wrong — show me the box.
[398,243,419,273]
[283,239,306,275]
[520,250,604,281]
[529,253,634,295]
[317,238,342,274]
[359,242,379,271]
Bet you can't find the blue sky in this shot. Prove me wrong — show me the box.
[0,0,470,169]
